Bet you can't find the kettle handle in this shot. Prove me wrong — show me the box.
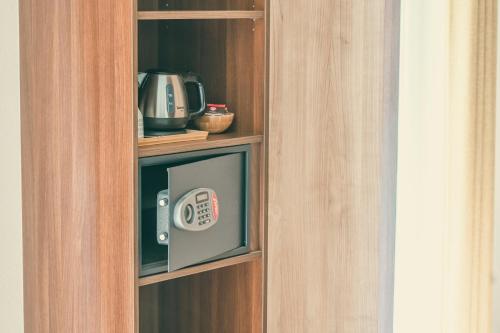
[184,76,206,119]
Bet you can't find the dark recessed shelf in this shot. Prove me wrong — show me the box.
[137,10,265,21]
[138,133,263,157]
[138,251,262,286]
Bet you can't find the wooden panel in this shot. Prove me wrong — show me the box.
[138,130,208,147]
[267,1,400,332]
[468,2,496,332]
[152,19,228,104]
[137,10,265,20]
[248,143,263,251]
[138,20,159,73]
[252,19,266,134]
[138,18,264,135]
[139,261,263,333]
[138,0,256,11]
[19,0,136,332]
[138,133,263,157]
[139,251,262,286]
[226,19,265,134]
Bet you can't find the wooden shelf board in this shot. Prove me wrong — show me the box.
[139,251,262,286]
[138,132,263,158]
[139,130,208,147]
[138,10,265,21]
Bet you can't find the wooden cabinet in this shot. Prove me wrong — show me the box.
[20,0,400,332]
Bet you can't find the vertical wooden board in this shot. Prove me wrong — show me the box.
[147,18,264,135]
[138,21,160,72]
[226,19,265,135]
[138,0,161,11]
[20,0,136,332]
[249,143,263,251]
[226,20,256,134]
[252,19,266,134]
[267,1,400,332]
[155,20,228,105]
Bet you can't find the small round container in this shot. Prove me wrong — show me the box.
[194,104,234,134]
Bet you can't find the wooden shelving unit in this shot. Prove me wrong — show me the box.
[138,10,265,20]
[135,1,267,332]
[20,0,401,331]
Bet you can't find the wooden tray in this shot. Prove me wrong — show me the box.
[138,130,208,147]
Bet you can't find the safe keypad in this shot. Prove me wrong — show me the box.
[197,203,212,226]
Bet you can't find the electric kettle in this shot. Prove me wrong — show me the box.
[139,71,206,131]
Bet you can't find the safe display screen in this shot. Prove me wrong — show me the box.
[196,192,209,203]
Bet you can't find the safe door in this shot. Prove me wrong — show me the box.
[139,146,250,277]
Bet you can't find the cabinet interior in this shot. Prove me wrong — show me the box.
[140,262,263,333]
[138,18,265,136]
[136,0,266,326]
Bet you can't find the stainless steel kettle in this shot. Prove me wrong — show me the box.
[139,71,206,131]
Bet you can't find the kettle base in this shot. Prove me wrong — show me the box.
[144,117,189,133]
[144,129,187,137]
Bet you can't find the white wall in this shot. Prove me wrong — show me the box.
[0,0,24,331]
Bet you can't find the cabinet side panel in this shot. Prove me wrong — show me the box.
[267,0,400,332]
[20,0,136,332]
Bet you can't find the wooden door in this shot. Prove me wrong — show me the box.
[20,0,136,332]
[267,1,400,332]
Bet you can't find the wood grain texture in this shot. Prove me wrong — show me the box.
[136,3,267,331]
[140,261,263,333]
[138,0,257,11]
[226,18,265,135]
[138,133,263,157]
[138,11,265,136]
[137,10,264,20]
[20,0,136,332]
[138,130,208,147]
[249,143,264,252]
[139,251,262,286]
[267,1,400,332]
[462,1,496,331]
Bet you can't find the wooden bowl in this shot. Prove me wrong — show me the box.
[193,113,234,134]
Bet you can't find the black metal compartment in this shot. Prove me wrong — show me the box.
[139,145,251,277]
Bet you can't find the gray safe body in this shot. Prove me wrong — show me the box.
[139,145,250,277]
